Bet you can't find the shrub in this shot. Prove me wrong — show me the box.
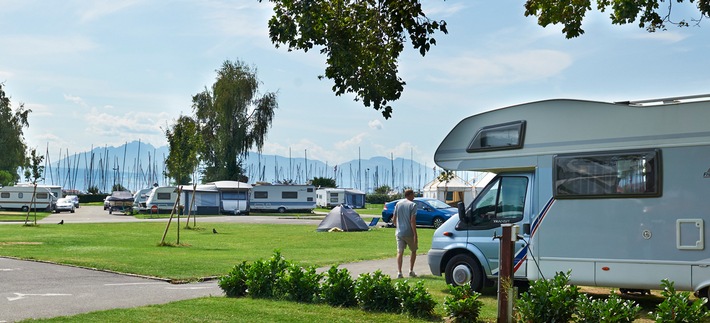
[321,265,357,307]
[218,261,250,297]
[576,291,640,323]
[246,251,290,299]
[283,263,323,303]
[515,271,580,323]
[652,279,710,323]
[354,270,400,312]
[443,283,483,323]
[395,280,437,318]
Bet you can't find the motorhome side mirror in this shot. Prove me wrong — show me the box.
[457,202,465,218]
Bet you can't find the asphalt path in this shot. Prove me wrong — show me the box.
[1,206,430,322]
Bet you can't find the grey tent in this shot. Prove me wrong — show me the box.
[316,205,369,232]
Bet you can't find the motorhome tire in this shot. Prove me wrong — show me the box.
[21,206,29,212]
[445,254,484,292]
[278,207,286,213]
[433,217,445,228]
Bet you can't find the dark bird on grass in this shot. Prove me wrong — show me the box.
[213,228,218,234]
[58,220,64,225]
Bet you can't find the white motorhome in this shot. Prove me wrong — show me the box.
[145,186,178,213]
[315,188,366,208]
[0,186,56,212]
[250,184,316,213]
[132,188,154,213]
[428,95,710,298]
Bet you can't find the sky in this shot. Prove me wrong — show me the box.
[1,1,708,168]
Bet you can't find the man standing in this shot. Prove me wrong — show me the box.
[393,189,418,278]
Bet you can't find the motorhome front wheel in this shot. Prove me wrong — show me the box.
[445,254,484,291]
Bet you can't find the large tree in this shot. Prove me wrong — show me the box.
[193,60,278,183]
[525,0,710,38]
[258,0,447,119]
[0,83,31,184]
[164,115,202,185]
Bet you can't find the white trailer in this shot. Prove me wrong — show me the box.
[15,183,62,199]
[145,186,178,213]
[250,184,316,213]
[315,188,366,208]
[181,181,251,215]
[0,186,56,212]
[427,94,710,298]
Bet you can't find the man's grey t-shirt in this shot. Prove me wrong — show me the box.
[394,199,417,238]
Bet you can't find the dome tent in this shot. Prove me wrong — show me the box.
[316,205,369,232]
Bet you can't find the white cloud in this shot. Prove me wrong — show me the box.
[334,133,368,150]
[63,94,88,108]
[368,119,383,130]
[0,35,97,56]
[23,102,52,117]
[632,31,689,43]
[425,50,573,86]
[83,108,168,148]
[78,0,143,23]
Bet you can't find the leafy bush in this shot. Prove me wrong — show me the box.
[354,270,400,312]
[515,271,580,323]
[443,283,483,323]
[246,251,290,299]
[283,263,322,303]
[218,261,250,297]
[395,279,437,318]
[321,265,357,307]
[576,291,640,323]
[652,279,710,323]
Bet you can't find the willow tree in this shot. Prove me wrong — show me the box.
[0,83,31,185]
[193,60,278,183]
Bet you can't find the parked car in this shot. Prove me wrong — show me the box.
[55,198,75,213]
[103,196,110,210]
[381,197,457,228]
[66,195,80,208]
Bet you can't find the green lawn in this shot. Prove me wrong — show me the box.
[0,222,427,280]
[0,211,50,222]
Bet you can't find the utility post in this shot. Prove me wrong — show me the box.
[497,224,518,323]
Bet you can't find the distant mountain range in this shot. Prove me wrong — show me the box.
[43,141,477,193]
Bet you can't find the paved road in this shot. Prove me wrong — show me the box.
[1,206,431,322]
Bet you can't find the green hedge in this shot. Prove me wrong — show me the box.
[77,194,110,203]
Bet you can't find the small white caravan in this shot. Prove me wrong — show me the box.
[250,184,316,213]
[315,188,366,208]
[0,186,56,212]
[428,94,710,298]
[145,186,178,213]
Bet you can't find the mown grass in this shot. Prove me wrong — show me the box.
[0,222,432,280]
[0,211,51,222]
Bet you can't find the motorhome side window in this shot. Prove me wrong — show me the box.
[254,191,268,199]
[0,193,8,198]
[37,193,48,199]
[282,192,297,199]
[467,121,526,152]
[157,193,171,200]
[554,149,660,198]
[467,176,527,228]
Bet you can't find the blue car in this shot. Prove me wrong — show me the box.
[381,197,457,228]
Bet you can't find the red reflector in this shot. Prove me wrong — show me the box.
[443,232,453,237]
[601,266,610,271]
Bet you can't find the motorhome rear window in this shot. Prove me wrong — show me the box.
[554,149,661,199]
[467,121,526,152]
[282,192,298,199]
[254,191,268,199]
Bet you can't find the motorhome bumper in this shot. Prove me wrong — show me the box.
[427,249,446,276]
